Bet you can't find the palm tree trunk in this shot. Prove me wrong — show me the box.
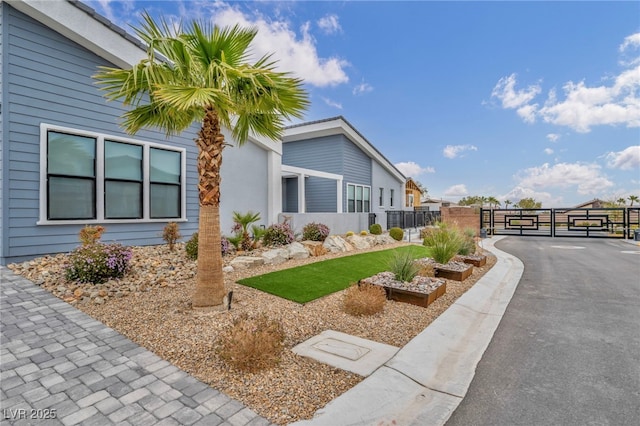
[192,107,226,308]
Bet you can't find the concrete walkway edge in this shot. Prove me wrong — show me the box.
[290,236,524,426]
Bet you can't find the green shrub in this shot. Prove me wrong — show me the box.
[422,225,463,264]
[346,231,355,237]
[360,230,368,236]
[65,243,132,284]
[369,223,383,235]
[389,250,420,282]
[302,222,330,242]
[185,232,233,260]
[185,233,198,260]
[262,223,294,247]
[389,227,404,241]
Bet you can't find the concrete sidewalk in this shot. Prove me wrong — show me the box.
[291,236,524,426]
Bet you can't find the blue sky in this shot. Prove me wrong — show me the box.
[84,0,640,207]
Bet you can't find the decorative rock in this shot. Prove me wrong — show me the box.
[345,235,374,250]
[222,266,234,273]
[323,235,355,253]
[301,241,327,257]
[375,234,396,245]
[287,242,310,260]
[93,297,105,305]
[262,248,290,265]
[73,288,85,298]
[229,256,265,269]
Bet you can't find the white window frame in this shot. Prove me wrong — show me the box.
[346,183,371,213]
[38,123,187,225]
[379,187,384,208]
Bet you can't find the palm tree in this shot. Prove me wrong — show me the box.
[617,198,627,206]
[628,195,639,206]
[487,196,501,209]
[504,199,512,209]
[94,14,308,309]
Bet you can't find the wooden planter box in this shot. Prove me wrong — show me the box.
[381,282,446,308]
[459,255,487,267]
[434,265,473,281]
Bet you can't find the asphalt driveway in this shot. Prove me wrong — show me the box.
[446,237,640,426]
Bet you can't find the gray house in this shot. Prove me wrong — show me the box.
[281,117,408,232]
[0,1,410,265]
[0,0,283,265]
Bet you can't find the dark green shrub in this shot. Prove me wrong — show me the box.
[369,223,382,235]
[185,232,198,260]
[302,222,330,241]
[185,232,232,260]
[262,223,294,247]
[389,227,404,241]
[65,243,132,284]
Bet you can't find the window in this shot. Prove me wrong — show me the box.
[379,188,384,207]
[40,124,186,224]
[347,183,371,213]
[408,194,414,208]
[105,141,142,219]
[47,132,96,220]
[390,189,395,207]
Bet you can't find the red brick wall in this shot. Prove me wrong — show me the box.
[440,207,480,235]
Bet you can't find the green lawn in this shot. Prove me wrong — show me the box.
[237,245,430,303]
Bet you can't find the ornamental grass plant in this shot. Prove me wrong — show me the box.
[343,283,387,316]
[215,313,285,372]
[422,223,464,264]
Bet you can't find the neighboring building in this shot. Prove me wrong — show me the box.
[0,1,409,265]
[404,178,422,209]
[420,197,455,212]
[571,199,606,209]
[281,117,408,233]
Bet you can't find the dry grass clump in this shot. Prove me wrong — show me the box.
[343,283,387,316]
[418,263,435,277]
[215,313,285,372]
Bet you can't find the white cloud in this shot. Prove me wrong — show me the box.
[175,3,350,87]
[515,162,614,195]
[444,184,468,197]
[606,145,640,170]
[317,14,341,34]
[546,133,561,142]
[620,33,640,52]
[491,73,541,109]
[492,33,640,133]
[443,144,478,159]
[394,161,435,177]
[544,148,554,155]
[322,97,343,109]
[501,186,557,206]
[352,82,373,96]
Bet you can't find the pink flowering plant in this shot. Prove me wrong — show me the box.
[302,222,330,242]
[262,223,294,247]
[65,242,133,284]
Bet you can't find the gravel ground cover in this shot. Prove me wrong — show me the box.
[8,241,496,425]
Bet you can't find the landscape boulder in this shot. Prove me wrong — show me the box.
[323,235,354,253]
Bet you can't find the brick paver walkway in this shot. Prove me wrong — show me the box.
[0,267,274,426]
